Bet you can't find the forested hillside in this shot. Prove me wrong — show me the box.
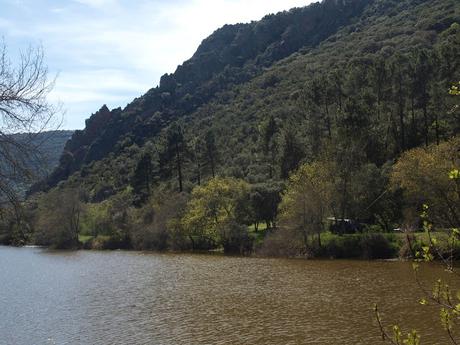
[12,131,74,173]
[38,0,371,192]
[14,0,460,254]
[3,131,73,197]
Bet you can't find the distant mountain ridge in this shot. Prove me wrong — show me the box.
[12,130,74,171]
[8,130,73,196]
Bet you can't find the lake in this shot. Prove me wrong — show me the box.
[0,246,454,345]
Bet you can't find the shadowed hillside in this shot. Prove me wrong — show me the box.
[19,0,460,254]
[40,0,372,192]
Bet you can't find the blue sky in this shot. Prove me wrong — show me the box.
[1,0,313,129]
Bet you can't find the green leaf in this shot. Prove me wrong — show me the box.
[419,299,427,305]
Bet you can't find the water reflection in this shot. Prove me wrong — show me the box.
[0,247,454,345]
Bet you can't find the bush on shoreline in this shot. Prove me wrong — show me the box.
[257,230,400,259]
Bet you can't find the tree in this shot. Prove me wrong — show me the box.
[190,136,204,186]
[250,182,283,231]
[333,97,375,221]
[375,82,460,345]
[181,177,251,252]
[391,137,460,228]
[0,200,35,245]
[450,81,460,96]
[129,191,189,251]
[280,126,304,179]
[412,50,434,147]
[351,162,401,232]
[204,129,218,179]
[0,42,60,208]
[131,152,153,205]
[78,189,134,249]
[389,53,409,152]
[159,123,187,192]
[278,161,335,251]
[35,188,84,248]
[261,115,279,179]
[300,76,333,157]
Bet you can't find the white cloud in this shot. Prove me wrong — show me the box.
[49,69,151,103]
[72,0,118,9]
[50,7,66,13]
[0,17,10,27]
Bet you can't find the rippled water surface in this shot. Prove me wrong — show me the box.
[0,246,455,345]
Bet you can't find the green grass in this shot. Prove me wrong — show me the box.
[78,235,112,243]
[321,231,449,245]
[79,235,93,243]
[248,223,268,232]
[394,231,450,243]
[319,231,396,244]
[248,223,270,245]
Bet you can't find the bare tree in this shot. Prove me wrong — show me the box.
[0,40,61,208]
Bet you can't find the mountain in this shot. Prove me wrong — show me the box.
[8,130,74,195]
[12,130,74,172]
[37,0,459,203]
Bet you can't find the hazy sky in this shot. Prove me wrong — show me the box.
[1,0,314,129]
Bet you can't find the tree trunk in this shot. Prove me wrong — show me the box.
[423,105,429,147]
[175,143,183,192]
[410,96,416,146]
[210,156,215,178]
[317,227,322,248]
[397,74,406,151]
[434,112,440,146]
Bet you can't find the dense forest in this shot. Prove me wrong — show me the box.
[2,0,459,258]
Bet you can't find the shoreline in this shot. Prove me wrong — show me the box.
[0,243,409,261]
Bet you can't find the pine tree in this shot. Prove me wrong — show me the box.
[131,152,153,205]
[280,126,304,179]
[262,116,278,179]
[159,124,187,192]
[205,130,218,178]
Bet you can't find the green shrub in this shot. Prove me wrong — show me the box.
[322,233,398,259]
[84,235,130,250]
[221,222,253,255]
[398,233,421,259]
[256,227,305,257]
[324,235,362,259]
[131,224,169,251]
[360,233,397,259]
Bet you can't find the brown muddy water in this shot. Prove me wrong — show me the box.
[0,246,456,345]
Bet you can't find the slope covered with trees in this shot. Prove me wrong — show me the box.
[11,0,460,254]
[5,131,73,196]
[38,0,372,192]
